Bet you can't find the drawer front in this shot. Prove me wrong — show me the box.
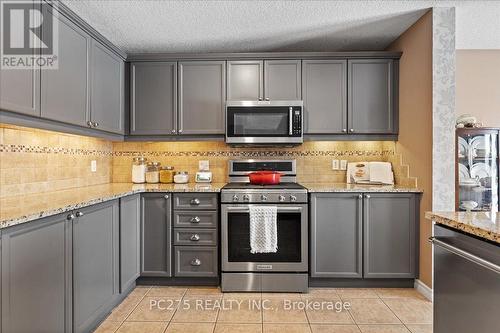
[174,246,218,277]
[174,228,217,246]
[174,211,218,228]
[173,193,218,210]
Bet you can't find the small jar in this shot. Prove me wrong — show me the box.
[132,157,147,183]
[174,171,189,184]
[160,166,175,183]
[145,162,161,183]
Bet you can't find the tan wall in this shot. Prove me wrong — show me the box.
[387,11,433,288]
[456,49,500,128]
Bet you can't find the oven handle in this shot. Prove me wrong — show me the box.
[289,107,293,135]
[225,206,303,213]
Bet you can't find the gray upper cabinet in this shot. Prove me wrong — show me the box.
[141,193,172,277]
[178,61,226,135]
[41,7,90,127]
[227,60,263,100]
[302,60,347,134]
[120,195,140,293]
[90,40,124,134]
[310,193,362,278]
[348,59,395,134]
[264,60,301,100]
[73,201,119,333]
[130,62,177,135]
[363,193,416,278]
[1,213,72,333]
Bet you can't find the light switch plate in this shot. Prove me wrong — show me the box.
[340,160,348,171]
[91,160,97,172]
[332,159,339,170]
[199,160,210,171]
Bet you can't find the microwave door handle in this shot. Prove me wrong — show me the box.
[289,107,293,135]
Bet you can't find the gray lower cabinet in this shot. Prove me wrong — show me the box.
[310,193,363,278]
[1,213,72,333]
[73,200,119,333]
[227,60,264,100]
[90,40,124,134]
[302,60,347,134]
[120,195,140,292]
[348,59,396,134]
[178,61,226,135]
[41,6,90,127]
[363,193,416,278]
[175,246,218,277]
[141,193,172,277]
[264,60,302,100]
[130,62,177,135]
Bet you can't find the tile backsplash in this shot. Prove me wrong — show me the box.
[0,123,417,198]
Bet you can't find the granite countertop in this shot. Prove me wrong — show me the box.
[302,182,423,193]
[426,211,500,244]
[0,183,226,229]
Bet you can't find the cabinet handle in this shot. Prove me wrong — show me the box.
[178,129,183,134]
[171,129,176,134]
[190,234,200,241]
[93,122,99,127]
[190,258,201,266]
[67,213,75,220]
[190,216,201,223]
[342,129,347,133]
[87,121,93,127]
[350,128,354,133]
[164,194,169,199]
[258,97,263,101]
[358,194,363,199]
[190,198,200,205]
[265,97,270,101]
[365,194,371,199]
[75,211,84,217]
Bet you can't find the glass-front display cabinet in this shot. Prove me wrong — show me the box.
[456,128,499,212]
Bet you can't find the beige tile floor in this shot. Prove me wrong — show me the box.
[95,286,432,333]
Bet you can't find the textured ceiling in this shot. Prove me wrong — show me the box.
[61,0,500,54]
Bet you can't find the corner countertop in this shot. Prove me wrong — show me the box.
[425,211,500,244]
[0,182,422,229]
[0,183,226,229]
[303,183,423,193]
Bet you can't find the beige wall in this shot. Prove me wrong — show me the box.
[387,11,433,288]
[456,49,500,128]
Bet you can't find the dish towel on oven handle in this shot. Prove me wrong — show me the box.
[249,205,278,253]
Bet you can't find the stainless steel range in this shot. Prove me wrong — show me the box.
[221,159,308,292]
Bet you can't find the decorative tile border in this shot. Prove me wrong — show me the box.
[0,144,113,156]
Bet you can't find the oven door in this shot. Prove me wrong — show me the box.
[225,103,303,144]
[221,204,308,272]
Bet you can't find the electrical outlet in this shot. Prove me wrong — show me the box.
[91,160,97,172]
[332,159,339,170]
[199,160,210,171]
[340,160,348,171]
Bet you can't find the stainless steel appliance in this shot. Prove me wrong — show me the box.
[221,159,308,292]
[431,225,500,333]
[225,100,303,145]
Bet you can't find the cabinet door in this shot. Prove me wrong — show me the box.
[120,195,140,293]
[41,7,89,127]
[73,201,119,333]
[90,40,124,134]
[141,193,172,277]
[302,60,347,134]
[130,62,177,135]
[363,193,416,278]
[310,193,362,278]
[348,59,394,134]
[178,61,226,134]
[227,60,263,100]
[1,214,71,333]
[264,60,301,100]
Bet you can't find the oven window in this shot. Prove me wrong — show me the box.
[227,212,301,262]
[227,106,290,137]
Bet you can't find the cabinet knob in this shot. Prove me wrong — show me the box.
[190,198,200,205]
[258,97,263,101]
[350,129,354,132]
[190,234,200,241]
[190,216,201,223]
[178,129,183,134]
[265,97,270,101]
[342,129,347,133]
[171,129,176,134]
[87,121,93,127]
[67,213,75,220]
[164,194,169,199]
[75,211,84,217]
[358,194,363,199]
[365,194,371,199]
[190,258,201,266]
[93,122,99,127]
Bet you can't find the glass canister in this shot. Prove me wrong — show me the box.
[174,171,189,184]
[131,157,147,183]
[160,166,175,183]
[145,162,161,183]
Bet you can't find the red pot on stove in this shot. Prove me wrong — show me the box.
[248,171,283,185]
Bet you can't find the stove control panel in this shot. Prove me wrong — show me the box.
[221,191,308,204]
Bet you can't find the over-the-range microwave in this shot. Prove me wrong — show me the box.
[225,100,303,145]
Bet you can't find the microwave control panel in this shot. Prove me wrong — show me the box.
[291,107,302,136]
